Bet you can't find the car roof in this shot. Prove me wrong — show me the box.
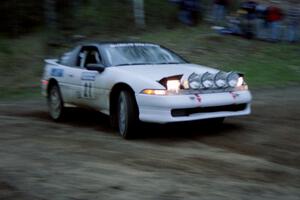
[77,41,160,48]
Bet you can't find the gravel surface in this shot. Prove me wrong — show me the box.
[0,87,299,200]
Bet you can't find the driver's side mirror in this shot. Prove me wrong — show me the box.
[86,63,105,73]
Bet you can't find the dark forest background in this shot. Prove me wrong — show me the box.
[0,0,299,98]
[0,0,176,37]
[1,0,246,37]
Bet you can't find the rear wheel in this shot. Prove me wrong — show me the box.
[48,84,65,121]
[117,90,138,139]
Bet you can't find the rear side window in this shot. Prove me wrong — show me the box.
[59,52,72,66]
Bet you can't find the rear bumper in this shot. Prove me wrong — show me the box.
[135,90,252,123]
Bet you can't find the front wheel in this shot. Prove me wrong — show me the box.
[117,90,138,139]
[48,84,65,121]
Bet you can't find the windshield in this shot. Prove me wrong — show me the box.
[104,43,187,66]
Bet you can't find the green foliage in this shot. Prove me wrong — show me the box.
[0,0,201,37]
[75,0,134,34]
[139,26,300,87]
[0,1,299,99]
[0,40,12,54]
[144,0,178,28]
[1,25,300,99]
[0,34,45,98]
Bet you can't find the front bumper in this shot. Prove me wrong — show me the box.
[135,90,252,123]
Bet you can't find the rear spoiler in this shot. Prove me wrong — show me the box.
[44,59,59,65]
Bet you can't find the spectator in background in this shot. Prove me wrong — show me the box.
[255,0,268,39]
[212,0,229,25]
[285,2,300,42]
[238,0,258,38]
[266,1,284,42]
[184,0,201,26]
[170,0,201,26]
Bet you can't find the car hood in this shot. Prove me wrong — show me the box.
[117,64,220,81]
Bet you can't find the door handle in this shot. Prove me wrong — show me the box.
[68,74,74,78]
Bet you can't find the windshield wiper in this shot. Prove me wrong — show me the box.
[155,62,182,64]
[130,63,150,65]
[114,63,131,66]
[115,62,182,66]
[115,63,150,66]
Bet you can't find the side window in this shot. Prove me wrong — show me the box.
[76,47,102,68]
[79,51,88,68]
[85,50,102,67]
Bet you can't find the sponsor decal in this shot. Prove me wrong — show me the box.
[81,72,97,81]
[80,72,97,99]
[82,81,94,98]
[194,94,202,103]
[230,92,240,100]
[189,96,195,100]
[50,68,64,77]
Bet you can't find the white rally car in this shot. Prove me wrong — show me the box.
[42,42,252,138]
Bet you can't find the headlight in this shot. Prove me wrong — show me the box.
[235,76,249,91]
[237,76,244,87]
[188,73,201,89]
[227,72,240,87]
[214,71,227,88]
[167,80,180,93]
[201,72,214,89]
[141,89,167,95]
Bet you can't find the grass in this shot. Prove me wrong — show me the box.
[0,25,299,99]
[0,33,45,99]
[137,25,300,87]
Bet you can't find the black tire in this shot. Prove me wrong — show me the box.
[117,90,138,139]
[47,84,65,121]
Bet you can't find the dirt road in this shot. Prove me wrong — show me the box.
[0,87,299,200]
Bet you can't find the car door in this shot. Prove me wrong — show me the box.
[52,49,81,104]
[72,46,107,110]
[55,65,79,104]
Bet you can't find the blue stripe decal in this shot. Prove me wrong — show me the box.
[51,68,64,77]
[81,72,97,81]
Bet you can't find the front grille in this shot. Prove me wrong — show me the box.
[171,104,247,117]
[180,88,235,95]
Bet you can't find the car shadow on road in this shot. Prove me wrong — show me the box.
[135,120,243,141]
[19,108,114,133]
[25,108,244,140]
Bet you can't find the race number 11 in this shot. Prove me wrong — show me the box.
[83,82,94,98]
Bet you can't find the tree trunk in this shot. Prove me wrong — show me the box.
[132,0,145,28]
[44,0,57,29]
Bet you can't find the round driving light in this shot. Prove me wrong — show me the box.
[188,73,201,89]
[214,71,227,88]
[201,72,214,89]
[227,72,240,87]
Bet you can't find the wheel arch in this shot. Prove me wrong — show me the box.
[109,82,139,117]
[47,78,59,96]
